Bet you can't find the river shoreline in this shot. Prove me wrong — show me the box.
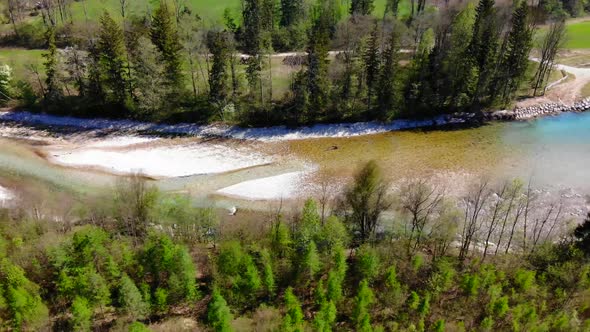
[2,98,589,141]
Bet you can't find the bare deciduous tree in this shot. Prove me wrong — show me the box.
[532,20,566,96]
[7,0,26,37]
[400,179,444,256]
[459,180,491,261]
[482,182,509,260]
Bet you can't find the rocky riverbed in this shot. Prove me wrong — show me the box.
[489,98,590,121]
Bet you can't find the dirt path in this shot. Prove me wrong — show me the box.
[517,59,590,107]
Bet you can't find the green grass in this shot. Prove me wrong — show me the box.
[564,20,590,49]
[582,81,590,97]
[0,48,45,81]
[538,19,590,50]
[2,0,413,33]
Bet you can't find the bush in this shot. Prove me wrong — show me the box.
[70,296,92,332]
[355,245,381,281]
[513,269,536,293]
[208,288,233,332]
[118,274,150,320]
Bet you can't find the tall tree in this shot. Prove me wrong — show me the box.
[243,0,262,96]
[350,0,375,15]
[151,4,185,97]
[376,28,400,119]
[97,11,129,106]
[280,0,304,27]
[343,160,391,245]
[467,0,500,106]
[43,27,61,103]
[207,288,233,332]
[499,1,534,104]
[302,0,332,121]
[532,20,565,96]
[364,23,380,112]
[207,31,232,106]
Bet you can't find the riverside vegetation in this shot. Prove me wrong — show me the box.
[1,161,590,331]
[0,0,583,126]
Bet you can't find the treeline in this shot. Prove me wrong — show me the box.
[0,0,560,126]
[1,163,590,331]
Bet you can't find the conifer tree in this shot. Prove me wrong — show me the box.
[280,0,304,27]
[376,28,400,119]
[260,248,276,298]
[207,31,232,105]
[43,27,61,103]
[353,279,375,332]
[314,298,337,332]
[302,241,321,280]
[282,287,304,332]
[467,0,500,106]
[207,288,233,332]
[303,1,331,121]
[118,274,149,320]
[497,1,533,104]
[0,258,49,330]
[70,296,92,332]
[150,4,184,96]
[350,0,375,15]
[364,23,380,112]
[97,11,129,106]
[243,0,263,94]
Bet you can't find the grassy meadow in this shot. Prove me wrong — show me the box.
[564,20,590,49]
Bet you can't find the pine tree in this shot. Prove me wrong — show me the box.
[376,28,399,119]
[0,258,49,330]
[260,248,276,298]
[150,3,184,96]
[364,23,380,112]
[97,11,129,107]
[207,31,231,105]
[280,0,304,27]
[302,241,321,280]
[207,288,233,332]
[70,296,92,332]
[353,279,375,332]
[467,0,500,106]
[350,0,375,15]
[43,26,61,103]
[314,299,337,332]
[303,1,331,121]
[497,1,533,104]
[282,287,304,332]
[118,274,149,320]
[326,271,343,303]
[243,0,262,95]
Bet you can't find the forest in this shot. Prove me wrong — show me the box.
[1,161,590,331]
[0,0,584,126]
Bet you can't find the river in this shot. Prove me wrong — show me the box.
[0,111,588,214]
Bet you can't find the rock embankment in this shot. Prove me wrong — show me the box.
[488,98,590,121]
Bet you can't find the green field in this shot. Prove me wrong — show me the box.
[1,0,412,32]
[564,20,590,49]
[69,0,412,24]
[0,48,44,81]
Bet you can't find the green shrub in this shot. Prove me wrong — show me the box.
[514,269,536,293]
[70,296,92,332]
[208,288,233,332]
[356,245,381,281]
[461,274,480,297]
